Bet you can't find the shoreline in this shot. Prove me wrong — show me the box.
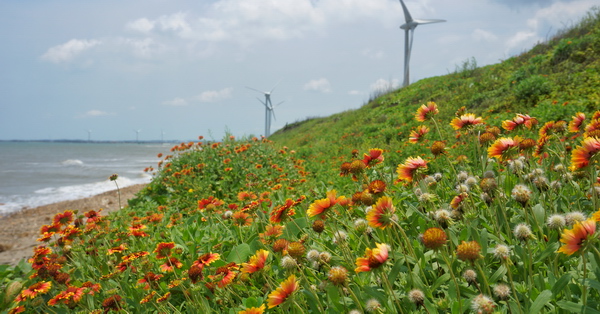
[0,184,146,266]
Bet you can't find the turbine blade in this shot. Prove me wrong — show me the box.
[271,108,276,121]
[246,86,267,94]
[274,101,284,108]
[269,79,282,94]
[398,0,413,23]
[256,97,268,107]
[414,18,446,25]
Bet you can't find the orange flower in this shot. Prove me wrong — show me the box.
[239,304,266,314]
[558,219,596,255]
[259,224,285,244]
[198,196,225,212]
[209,262,238,288]
[367,180,386,194]
[502,114,537,131]
[270,198,300,223]
[366,196,396,229]
[396,156,428,182]
[450,113,484,130]
[267,274,300,308]
[456,241,482,263]
[570,136,600,170]
[422,227,447,250]
[153,242,175,259]
[232,211,253,226]
[160,257,183,272]
[307,190,346,218]
[409,125,430,144]
[355,243,389,273]
[53,210,75,226]
[18,281,52,301]
[192,252,220,270]
[569,112,586,133]
[362,148,384,167]
[487,137,520,160]
[242,249,269,274]
[584,119,600,138]
[415,102,439,122]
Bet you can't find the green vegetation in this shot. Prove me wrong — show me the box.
[2,7,600,314]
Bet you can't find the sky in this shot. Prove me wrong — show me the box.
[0,0,597,142]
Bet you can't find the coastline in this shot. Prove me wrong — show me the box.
[0,184,146,266]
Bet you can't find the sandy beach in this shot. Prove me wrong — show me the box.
[0,184,146,266]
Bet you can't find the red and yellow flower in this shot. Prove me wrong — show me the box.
[239,304,266,314]
[501,114,538,131]
[568,112,586,133]
[558,219,597,255]
[396,156,428,182]
[415,102,439,122]
[487,137,520,160]
[409,125,429,144]
[362,148,384,167]
[366,196,396,229]
[570,136,600,170]
[16,281,52,301]
[270,198,302,223]
[153,242,175,259]
[242,249,269,274]
[267,274,300,308]
[450,113,484,130]
[355,243,389,273]
[307,190,347,218]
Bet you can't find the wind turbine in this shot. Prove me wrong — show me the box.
[246,83,283,138]
[134,129,141,143]
[399,0,445,87]
[87,130,92,142]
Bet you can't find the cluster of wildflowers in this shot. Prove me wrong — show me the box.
[4,104,600,314]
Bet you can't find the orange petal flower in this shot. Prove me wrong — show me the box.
[193,252,220,269]
[396,156,428,182]
[450,113,484,130]
[422,227,447,250]
[307,190,346,218]
[456,241,482,262]
[568,112,586,133]
[153,242,175,259]
[270,198,301,223]
[239,304,266,314]
[502,114,537,131]
[558,219,596,255]
[487,137,520,160]
[355,243,389,273]
[19,281,52,300]
[362,148,384,167]
[267,274,300,308]
[241,249,269,274]
[570,136,600,170]
[415,102,439,122]
[366,196,396,229]
[409,125,429,144]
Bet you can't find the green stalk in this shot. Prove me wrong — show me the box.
[439,249,462,311]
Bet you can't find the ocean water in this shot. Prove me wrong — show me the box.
[0,142,170,215]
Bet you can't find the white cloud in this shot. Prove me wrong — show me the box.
[472,29,497,42]
[162,98,188,106]
[126,18,155,33]
[370,78,400,93]
[123,38,166,59]
[77,110,112,118]
[362,48,385,59]
[196,87,234,102]
[41,39,101,63]
[348,90,364,96]
[303,78,332,93]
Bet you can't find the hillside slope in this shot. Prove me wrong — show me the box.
[270,7,599,162]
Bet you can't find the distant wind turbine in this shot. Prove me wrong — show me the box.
[399,0,446,87]
[87,130,92,142]
[246,83,283,138]
[134,129,141,143]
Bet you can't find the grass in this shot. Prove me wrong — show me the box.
[1,6,600,314]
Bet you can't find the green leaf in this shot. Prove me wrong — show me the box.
[532,204,546,227]
[529,289,552,314]
[489,264,507,283]
[226,243,252,263]
[585,278,600,292]
[551,273,571,297]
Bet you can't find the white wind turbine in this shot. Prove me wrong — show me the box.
[246,83,283,138]
[399,0,446,87]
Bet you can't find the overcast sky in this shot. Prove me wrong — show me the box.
[0,0,596,141]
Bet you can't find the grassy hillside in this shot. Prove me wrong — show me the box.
[270,7,599,163]
[2,7,600,314]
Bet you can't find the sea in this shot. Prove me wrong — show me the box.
[0,141,172,216]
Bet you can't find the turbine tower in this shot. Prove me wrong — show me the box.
[399,0,445,87]
[246,83,282,138]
